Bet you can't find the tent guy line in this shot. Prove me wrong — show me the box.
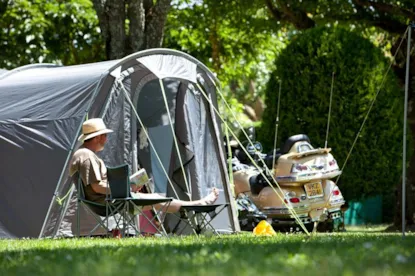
[195,83,310,235]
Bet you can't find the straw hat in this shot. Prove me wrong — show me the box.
[78,118,113,142]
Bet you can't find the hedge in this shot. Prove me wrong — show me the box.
[258,26,410,220]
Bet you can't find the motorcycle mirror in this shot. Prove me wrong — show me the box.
[247,126,256,141]
[246,142,263,154]
[254,142,263,152]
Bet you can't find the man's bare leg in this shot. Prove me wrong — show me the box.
[133,188,219,213]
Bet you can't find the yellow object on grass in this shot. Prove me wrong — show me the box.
[253,220,276,236]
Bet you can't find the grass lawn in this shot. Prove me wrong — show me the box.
[1,225,414,276]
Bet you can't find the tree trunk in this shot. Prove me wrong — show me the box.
[92,0,110,59]
[126,0,145,54]
[144,0,171,49]
[92,0,171,60]
[265,0,315,30]
[107,0,126,59]
[208,6,221,72]
[92,0,126,60]
[0,0,10,18]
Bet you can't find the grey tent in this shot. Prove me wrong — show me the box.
[0,49,239,238]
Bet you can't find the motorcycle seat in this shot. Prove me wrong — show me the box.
[280,134,311,154]
[235,148,249,163]
[265,149,281,168]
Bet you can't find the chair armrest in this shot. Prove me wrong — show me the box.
[180,204,228,213]
[129,197,173,206]
[79,198,106,207]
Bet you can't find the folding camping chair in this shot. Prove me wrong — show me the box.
[172,203,229,236]
[75,165,173,237]
[105,164,173,237]
[74,172,112,237]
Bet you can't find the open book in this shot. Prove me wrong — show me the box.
[129,168,150,187]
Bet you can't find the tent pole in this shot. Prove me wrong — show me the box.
[402,23,413,238]
[39,75,106,238]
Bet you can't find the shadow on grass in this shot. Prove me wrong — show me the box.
[344,223,415,234]
[383,224,415,233]
[343,224,391,234]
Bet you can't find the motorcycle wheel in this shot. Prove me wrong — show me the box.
[316,220,334,232]
[272,223,315,233]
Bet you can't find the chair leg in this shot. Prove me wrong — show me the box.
[130,203,170,238]
[124,213,140,236]
[80,205,112,237]
[172,210,198,236]
[170,211,183,234]
[107,203,141,237]
[152,201,171,237]
[195,205,227,236]
[126,203,131,237]
[108,204,124,236]
[126,214,140,236]
[172,205,228,236]
[136,213,141,234]
[76,199,80,237]
[106,202,109,237]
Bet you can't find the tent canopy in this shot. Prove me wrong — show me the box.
[0,69,8,76]
[0,49,238,238]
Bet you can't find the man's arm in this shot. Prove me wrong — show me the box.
[90,180,110,195]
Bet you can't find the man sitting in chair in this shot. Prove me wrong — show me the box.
[69,118,219,213]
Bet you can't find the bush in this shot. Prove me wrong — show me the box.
[258,26,409,211]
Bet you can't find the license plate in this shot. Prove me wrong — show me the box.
[304,182,323,198]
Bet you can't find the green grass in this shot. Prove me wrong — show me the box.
[1,226,415,276]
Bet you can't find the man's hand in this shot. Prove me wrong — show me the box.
[130,184,143,193]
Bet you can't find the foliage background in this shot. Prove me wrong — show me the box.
[258,26,410,221]
[0,0,103,68]
[164,0,288,130]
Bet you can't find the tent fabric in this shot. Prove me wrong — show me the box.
[0,49,239,238]
[0,62,114,238]
[136,55,197,82]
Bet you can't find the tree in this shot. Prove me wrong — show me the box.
[0,0,174,66]
[0,0,103,68]
[264,0,413,33]
[91,0,172,60]
[164,0,286,127]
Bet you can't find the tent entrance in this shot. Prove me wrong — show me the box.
[128,76,224,202]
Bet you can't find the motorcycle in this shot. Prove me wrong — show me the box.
[229,128,346,232]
